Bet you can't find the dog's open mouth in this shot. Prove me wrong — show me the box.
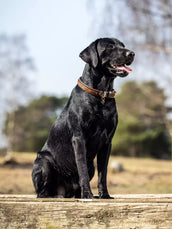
[110,64,132,74]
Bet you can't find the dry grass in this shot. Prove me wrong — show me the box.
[0,152,172,195]
[0,152,35,194]
[91,156,172,195]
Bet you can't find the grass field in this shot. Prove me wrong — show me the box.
[0,152,172,195]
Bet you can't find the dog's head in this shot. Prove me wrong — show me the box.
[79,38,135,78]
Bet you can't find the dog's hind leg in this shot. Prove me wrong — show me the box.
[32,151,59,198]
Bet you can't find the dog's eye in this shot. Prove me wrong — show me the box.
[107,44,115,49]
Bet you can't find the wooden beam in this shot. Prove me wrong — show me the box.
[0,194,172,229]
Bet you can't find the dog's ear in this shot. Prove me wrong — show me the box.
[79,40,99,68]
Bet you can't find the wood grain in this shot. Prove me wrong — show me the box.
[0,194,172,229]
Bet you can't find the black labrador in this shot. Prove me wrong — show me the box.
[32,38,135,199]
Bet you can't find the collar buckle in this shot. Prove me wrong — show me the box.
[100,91,107,105]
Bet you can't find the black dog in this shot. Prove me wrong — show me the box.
[32,38,135,199]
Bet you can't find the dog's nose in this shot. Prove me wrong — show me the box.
[126,51,135,58]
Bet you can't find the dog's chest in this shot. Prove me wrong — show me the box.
[82,102,117,149]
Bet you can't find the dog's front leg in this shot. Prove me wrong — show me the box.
[97,144,113,199]
[72,136,93,199]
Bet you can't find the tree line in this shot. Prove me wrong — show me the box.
[3,81,171,159]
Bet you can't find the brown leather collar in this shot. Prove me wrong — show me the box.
[77,77,116,104]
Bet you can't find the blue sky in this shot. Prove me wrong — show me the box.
[0,0,171,100]
[0,0,95,96]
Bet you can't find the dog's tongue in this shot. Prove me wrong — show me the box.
[116,65,132,73]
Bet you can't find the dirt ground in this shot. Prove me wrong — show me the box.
[0,152,172,195]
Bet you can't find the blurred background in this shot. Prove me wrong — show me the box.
[0,0,171,195]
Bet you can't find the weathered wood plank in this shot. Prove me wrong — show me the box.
[0,194,172,229]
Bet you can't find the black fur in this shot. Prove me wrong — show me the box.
[32,38,135,199]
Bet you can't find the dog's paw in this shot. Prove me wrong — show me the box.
[99,192,114,199]
[81,191,94,199]
[103,195,114,199]
[100,195,114,199]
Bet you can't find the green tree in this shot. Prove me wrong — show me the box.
[3,95,68,152]
[112,81,171,159]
